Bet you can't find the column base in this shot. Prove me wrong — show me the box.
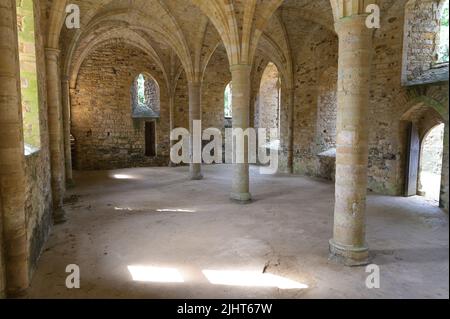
[168,161,177,168]
[329,239,369,266]
[53,207,67,225]
[66,178,75,188]
[7,287,27,298]
[230,192,252,203]
[190,173,203,180]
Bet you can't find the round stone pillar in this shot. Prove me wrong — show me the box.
[45,48,66,224]
[329,15,374,266]
[61,78,74,186]
[287,87,295,174]
[0,0,29,296]
[230,64,252,202]
[188,82,203,180]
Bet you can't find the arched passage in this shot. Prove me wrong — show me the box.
[418,123,445,203]
[401,98,446,207]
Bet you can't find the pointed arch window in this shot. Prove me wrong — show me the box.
[131,73,160,118]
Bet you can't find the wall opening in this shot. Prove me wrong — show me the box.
[402,101,446,207]
[17,0,41,155]
[131,73,160,118]
[256,62,281,150]
[145,121,156,157]
[436,0,449,64]
[418,123,445,203]
[224,82,233,119]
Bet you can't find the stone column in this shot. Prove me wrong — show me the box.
[0,0,29,296]
[440,121,449,212]
[329,15,374,266]
[61,77,73,186]
[287,87,295,174]
[0,192,4,298]
[45,48,66,224]
[188,82,203,180]
[168,90,176,167]
[230,64,252,202]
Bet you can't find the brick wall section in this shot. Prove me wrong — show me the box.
[71,42,171,170]
[316,67,337,153]
[174,71,189,130]
[202,44,230,132]
[289,22,339,177]
[255,62,280,131]
[402,0,448,85]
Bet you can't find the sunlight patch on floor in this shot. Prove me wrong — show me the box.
[128,266,184,283]
[202,269,308,289]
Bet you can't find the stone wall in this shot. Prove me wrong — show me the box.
[174,71,189,130]
[255,62,280,131]
[367,2,448,199]
[275,2,450,207]
[402,0,449,85]
[316,67,337,154]
[288,21,339,178]
[202,44,230,132]
[71,42,171,170]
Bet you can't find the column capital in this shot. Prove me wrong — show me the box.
[331,0,378,21]
[45,47,61,58]
[334,14,375,36]
[187,81,202,89]
[61,75,70,83]
[230,64,252,73]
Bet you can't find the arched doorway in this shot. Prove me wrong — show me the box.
[418,124,445,203]
[402,99,446,207]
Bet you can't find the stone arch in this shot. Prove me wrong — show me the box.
[400,97,445,140]
[70,41,170,170]
[65,25,170,91]
[58,3,196,83]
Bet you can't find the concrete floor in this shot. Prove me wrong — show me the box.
[25,165,449,299]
